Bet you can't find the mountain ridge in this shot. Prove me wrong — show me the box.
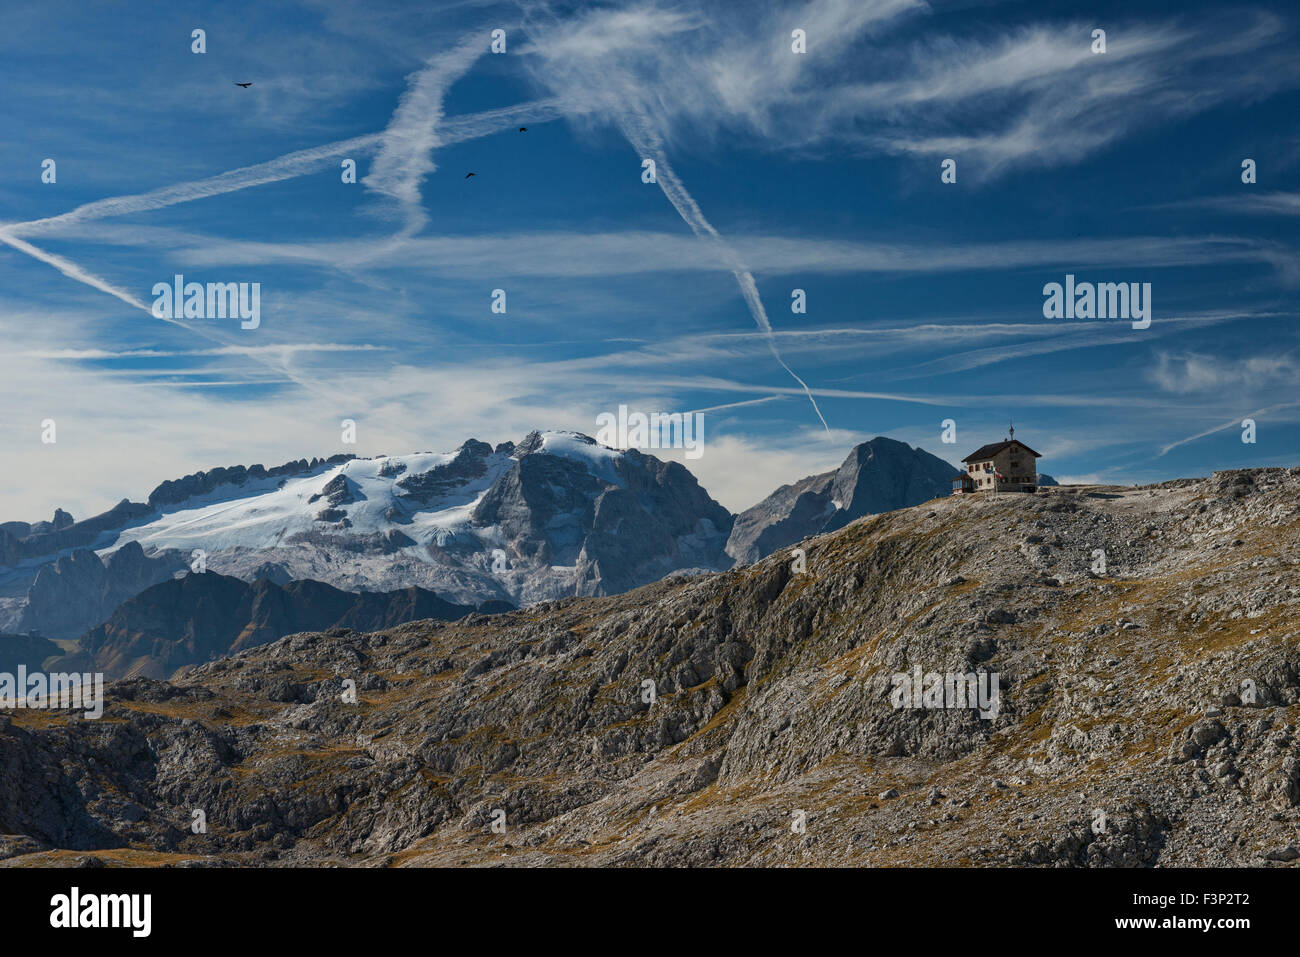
[4,430,985,640]
[1,431,737,636]
[1,466,1296,866]
[51,572,512,681]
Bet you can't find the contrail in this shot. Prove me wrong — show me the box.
[514,0,828,430]
[1158,401,1300,456]
[0,231,158,317]
[21,343,392,359]
[363,35,488,235]
[0,56,558,400]
[0,29,573,416]
[686,395,787,414]
[0,228,344,400]
[621,115,830,431]
[6,101,562,239]
[6,134,380,237]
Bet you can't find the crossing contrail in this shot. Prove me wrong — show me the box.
[363,36,488,235]
[620,114,830,431]
[5,102,562,240]
[0,55,558,341]
[0,231,156,316]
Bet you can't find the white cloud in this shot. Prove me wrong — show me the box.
[152,229,1279,278]
[515,4,1299,176]
[1149,351,1300,394]
[5,102,561,239]
[1155,191,1300,217]
[362,36,486,232]
[647,429,855,512]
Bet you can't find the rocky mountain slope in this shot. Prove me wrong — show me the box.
[51,573,513,681]
[2,467,1298,867]
[0,507,74,541]
[726,436,959,563]
[13,542,190,639]
[0,633,62,673]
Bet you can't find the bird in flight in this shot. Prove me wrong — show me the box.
[235,82,253,88]
[464,172,476,179]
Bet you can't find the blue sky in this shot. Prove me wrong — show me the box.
[2,0,1298,521]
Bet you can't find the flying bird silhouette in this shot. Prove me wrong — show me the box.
[464,172,475,179]
[235,82,253,88]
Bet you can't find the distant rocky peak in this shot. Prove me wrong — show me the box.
[514,431,547,456]
[308,473,356,508]
[396,440,499,504]
[726,435,960,564]
[147,453,356,509]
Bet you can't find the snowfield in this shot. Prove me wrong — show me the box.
[65,431,731,609]
[108,448,510,555]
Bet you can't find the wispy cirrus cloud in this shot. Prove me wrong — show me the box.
[361,36,487,233]
[515,3,1298,176]
[1148,350,1300,394]
[3,0,1298,524]
[518,0,926,148]
[851,12,1297,175]
[152,229,1287,279]
[17,343,392,360]
[4,101,562,240]
[1152,191,1300,217]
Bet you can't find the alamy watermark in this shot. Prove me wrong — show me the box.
[1042,274,1151,329]
[890,666,1000,719]
[595,404,704,459]
[50,887,150,937]
[0,667,104,719]
[151,274,260,329]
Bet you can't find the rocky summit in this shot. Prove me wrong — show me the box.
[2,467,1299,867]
[725,436,960,564]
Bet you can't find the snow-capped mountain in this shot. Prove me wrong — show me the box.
[1,431,734,637]
[2,430,979,641]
